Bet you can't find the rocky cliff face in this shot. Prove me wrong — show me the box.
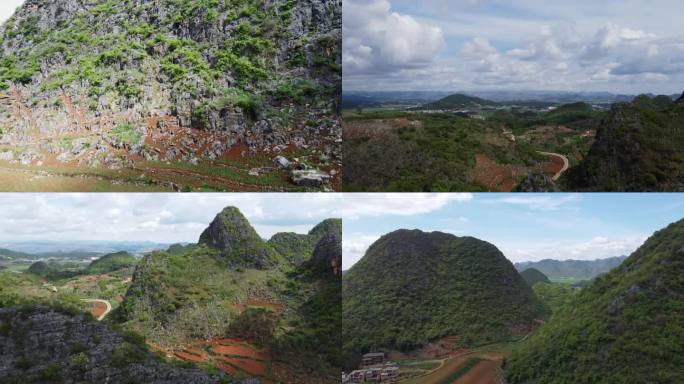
[563,92,684,191]
[0,305,244,383]
[199,206,277,269]
[307,233,342,277]
[267,217,341,265]
[0,0,341,186]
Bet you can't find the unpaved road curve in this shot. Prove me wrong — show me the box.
[538,152,569,181]
[82,299,112,321]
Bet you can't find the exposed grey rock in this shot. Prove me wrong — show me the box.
[274,155,291,170]
[198,206,278,269]
[291,169,331,187]
[0,306,241,383]
[0,151,13,161]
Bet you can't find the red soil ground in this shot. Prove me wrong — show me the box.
[89,301,108,319]
[472,153,523,192]
[213,344,267,360]
[453,358,501,384]
[542,155,564,175]
[217,357,267,376]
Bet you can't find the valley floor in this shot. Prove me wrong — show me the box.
[0,155,324,192]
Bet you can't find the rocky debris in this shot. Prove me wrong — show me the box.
[18,150,42,165]
[291,169,331,187]
[274,155,291,170]
[70,138,89,155]
[165,146,182,161]
[198,206,278,269]
[57,152,73,163]
[0,306,243,383]
[0,151,13,161]
[102,153,132,170]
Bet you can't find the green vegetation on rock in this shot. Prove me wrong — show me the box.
[563,94,684,191]
[343,230,548,369]
[506,218,684,383]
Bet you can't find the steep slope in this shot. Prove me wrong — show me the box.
[86,251,137,274]
[519,267,550,286]
[563,93,684,191]
[343,230,547,365]
[515,256,626,282]
[272,229,342,377]
[506,219,684,384]
[417,93,498,110]
[117,210,342,382]
[0,0,341,189]
[0,306,235,383]
[267,217,341,265]
[199,206,279,269]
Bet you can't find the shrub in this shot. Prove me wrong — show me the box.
[111,123,142,145]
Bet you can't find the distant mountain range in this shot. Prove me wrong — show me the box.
[341,90,671,109]
[0,241,171,256]
[515,256,627,282]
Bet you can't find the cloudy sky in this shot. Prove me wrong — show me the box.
[0,193,345,244]
[0,1,23,23]
[343,193,684,270]
[343,0,684,94]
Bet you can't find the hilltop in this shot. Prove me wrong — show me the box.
[563,92,684,191]
[86,251,137,274]
[0,0,341,191]
[506,219,684,383]
[343,230,547,368]
[416,93,498,110]
[519,268,551,286]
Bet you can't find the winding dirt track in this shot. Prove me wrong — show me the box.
[538,152,569,180]
[82,299,112,321]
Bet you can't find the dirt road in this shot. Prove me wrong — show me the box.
[83,299,112,321]
[538,152,569,180]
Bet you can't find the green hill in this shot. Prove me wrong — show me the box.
[563,92,684,191]
[267,218,342,266]
[116,207,342,381]
[506,218,684,383]
[519,268,551,286]
[86,251,137,274]
[543,102,596,125]
[515,256,626,282]
[343,230,548,368]
[27,261,54,277]
[418,93,498,110]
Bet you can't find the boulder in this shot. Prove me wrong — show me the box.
[274,156,291,170]
[291,169,331,187]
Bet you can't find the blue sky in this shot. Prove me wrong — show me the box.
[344,0,684,94]
[342,193,684,269]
